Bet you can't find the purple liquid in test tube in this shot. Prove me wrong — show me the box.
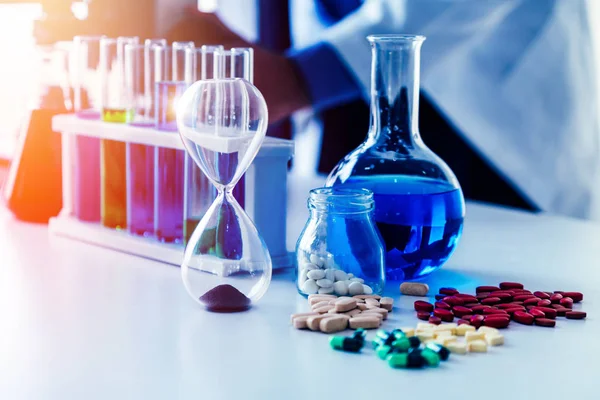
[154,80,187,242]
[127,143,155,236]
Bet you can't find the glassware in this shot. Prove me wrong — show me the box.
[172,41,195,83]
[295,188,385,297]
[182,45,222,244]
[72,35,104,222]
[177,78,271,312]
[99,36,138,230]
[326,35,465,281]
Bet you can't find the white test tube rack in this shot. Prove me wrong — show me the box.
[48,114,295,269]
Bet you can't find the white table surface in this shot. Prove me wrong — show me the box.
[1,173,599,400]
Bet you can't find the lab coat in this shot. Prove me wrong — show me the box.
[217,0,600,221]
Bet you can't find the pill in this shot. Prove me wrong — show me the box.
[417,322,437,330]
[416,330,435,341]
[293,316,310,329]
[425,342,450,361]
[316,279,334,288]
[357,303,369,311]
[467,340,488,353]
[320,316,349,333]
[532,307,557,319]
[494,293,513,302]
[362,308,388,320]
[452,306,472,318]
[550,293,563,303]
[504,307,526,315]
[497,303,524,310]
[476,285,500,293]
[499,282,524,290]
[433,308,455,322]
[471,305,492,314]
[565,311,586,320]
[365,298,379,307]
[417,311,431,321]
[446,341,467,355]
[299,268,308,284]
[377,297,392,311]
[400,282,429,296]
[562,291,583,303]
[307,269,325,280]
[348,281,364,296]
[560,297,573,309]
[319,286,335,294]
[428,316,442,325]
[434,330,453,339]
[443,296,464,307]
[307,314,332,331]
[308,293,336,301]
[406,350,427,368]
[434,302,451,311]
[553,307,570,317]
[476,326,500,337]
[457,319,471,327]
[460,314,473,321]
[309,254,323,266]
[534,318,556,327]
[387,353,410,368]
[486,334,504,346]
[477,293,491,300]
[342,309,363,318]
[484,316,510,329]
[513,311,534,325]
[481,297,501,305]
[439,287,459,295]
[536,299,553,307]
[533,291,550,299]
[435,322,457,332]
[529,308,545,318]
[400,327,415,337]
[483,308,508,315]
[513,294,536,302]
[434,294,447,301]
[465,331,485,342]
[456,324,476,336]
[455,294,479,303]
[513,289,532,294]
[349,316,381,329]
[470,315,485,328]
[411,301,432,313]
[334,297,357,312]
[314,305,335,313]
[363,285,374,295]
[301,279,319,294]
[376,345,393,359]
[421,348,441,367]
[391,337,411,352]
[324,269,335,282]
[332,281,348,296]
[524,297,540,306]
[333,270,348,281]
[290,312,319,323]
[329,335,362,352]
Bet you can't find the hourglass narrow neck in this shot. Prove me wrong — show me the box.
[368,35,425,150]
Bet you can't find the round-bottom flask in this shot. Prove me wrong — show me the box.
[177,78,272,311]
[326,35,465,281]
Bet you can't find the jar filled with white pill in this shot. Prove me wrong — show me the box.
[295,188,385,297]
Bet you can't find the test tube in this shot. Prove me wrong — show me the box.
[71,35,104,222]
[154,46,187,243]
[99,36,139,230]
[182,45,222,244]
[124,43,155,236]
[172,41,195,82]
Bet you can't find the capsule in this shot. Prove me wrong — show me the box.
[425,342,451,361]
[391,337,411,352]
[387,353,409,368]
[421,348,441,367]
[376,345,393,360]
[406,350,427,368]
[329,336,363,352]
[408,336,421,348]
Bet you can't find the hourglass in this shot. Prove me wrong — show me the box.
[176,78,272,311]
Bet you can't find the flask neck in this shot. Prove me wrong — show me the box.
[368,36,424,151]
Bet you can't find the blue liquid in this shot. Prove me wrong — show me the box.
[342,175,465,280]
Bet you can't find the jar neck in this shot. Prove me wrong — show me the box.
[368,36,424,151]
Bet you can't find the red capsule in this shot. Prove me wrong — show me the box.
[565,311,586,320]
[560,297,573,309]
[533,291,550,300]
[512,289,532,295]
[429,316,442,325]
[414,300,434,312]
[471,305,491,314]
[534,318,556,327]
[476,286,500,293]
[439,287,459,295]
[499,282,524,290]
[562,292,583,303]
[417,311,431,321]
[461,314,473,321]
[481,297,501,305]
[494,293,513,302]
[435,294,447,301]
[433,308,455,322]
[484,316,510,329]
[510,301,524,305]
[505,307,526,315]
[537,299,552,307]
[529,308,546,318]
[489,290,513,297]
[457,319,471,326]
[470,314,485,328]
[434,301,452,310]
[463,303,480,308]
[497,303,519,309]
[513,311,534,325]
[443,296,464,306]
[553,291,565,294]
[483,308,508,315]
[476,292,491,300]
[452,306,472,318]
[454,294,478,303]
[513,294,536,302]
[532,307,557,319]
[550,293,563,303]
[554,307,570,317]
[524,298,540,306]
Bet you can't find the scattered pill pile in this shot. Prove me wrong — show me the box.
[298,252,375,296]
[410,282,586,328]
[291,294,394,333]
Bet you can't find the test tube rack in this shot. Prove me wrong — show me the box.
[49,114,295,269]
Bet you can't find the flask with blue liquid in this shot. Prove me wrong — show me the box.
[326,34,465,281]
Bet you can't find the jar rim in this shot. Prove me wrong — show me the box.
[308,187,374,213]
[367,34,426,42]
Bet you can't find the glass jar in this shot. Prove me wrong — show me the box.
[326,35,465,282]
[296,188,385,297]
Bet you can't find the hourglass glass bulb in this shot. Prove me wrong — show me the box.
[176,78,271,311]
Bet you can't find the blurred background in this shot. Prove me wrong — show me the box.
[2,0,600,221]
